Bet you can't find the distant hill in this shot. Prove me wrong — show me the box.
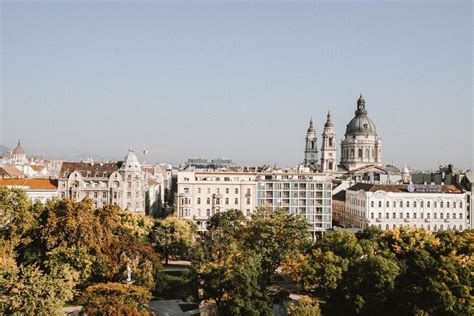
[0,145,10,155]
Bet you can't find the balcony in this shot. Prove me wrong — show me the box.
[424,218,431,223]
[444,218,451,223]
[404,218,411,222]
[376,218,382,222]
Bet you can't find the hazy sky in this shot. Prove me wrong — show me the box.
[1,1,472,170]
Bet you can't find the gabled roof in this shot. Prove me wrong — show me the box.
[0,167,25,177]
[0,178,58,190]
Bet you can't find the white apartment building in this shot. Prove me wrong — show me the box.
[256,172,332,240]
[344,183,467,231]
[176,171,257,231]
[176,170,332,238]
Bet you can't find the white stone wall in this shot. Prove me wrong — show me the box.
[177,171,257,232]
[345,189,468,231]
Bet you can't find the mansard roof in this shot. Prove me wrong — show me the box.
[59,161,122,178]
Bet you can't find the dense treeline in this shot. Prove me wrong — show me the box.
[283,226,473,315]
[0,187,472,315]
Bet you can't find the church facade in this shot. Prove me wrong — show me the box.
[303,94,382,173]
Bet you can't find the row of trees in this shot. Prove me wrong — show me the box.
[283,227,473,315]
[0,187,166,314]
[0,186,472,315]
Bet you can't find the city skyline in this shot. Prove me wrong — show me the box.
[1,2,472,170]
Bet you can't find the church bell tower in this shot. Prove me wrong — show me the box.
[321,111,337,172]
[304,118,318,170]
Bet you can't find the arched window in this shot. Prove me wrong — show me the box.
[197,198,201,204]
[206,209,210,216]
[427,201,430,207]
[311,141,314,149]
[207,197,210,204]
[385,224,389,230]
[378,201,382,207]
[329,138,333,146]
[414,201,417,208]
[350,149,355,158]
[358,149,363,158]
[365,149,369,158]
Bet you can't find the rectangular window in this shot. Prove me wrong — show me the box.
[234,198,238,205]
[235,188,239,194]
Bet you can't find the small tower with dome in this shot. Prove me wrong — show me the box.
[304,118,318,171]
[320,111,337,172]
[340,94,382,171]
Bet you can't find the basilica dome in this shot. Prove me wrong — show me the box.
[345,95,377,136]
[12,140,26,155]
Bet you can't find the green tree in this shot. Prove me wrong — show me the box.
[0,187,36,246]
[149,216,196,264]
[288,296,321,316]
[243,208,310,282]
[0,263,77,315]
[79,282,151,316]
[198,243,271,315]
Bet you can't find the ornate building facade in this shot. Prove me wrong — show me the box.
[58,150,146,212]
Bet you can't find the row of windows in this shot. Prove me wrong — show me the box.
[376,223,463,231]
[183,187,250,195]
[370,200,463,209]
[371,211,464,220]
[186,208,253,218]
[342,147,379,159]
[186,197,251,205]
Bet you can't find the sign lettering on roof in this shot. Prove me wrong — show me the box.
[413,184,442,193]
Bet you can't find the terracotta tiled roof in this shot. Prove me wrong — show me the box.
[347,183,462,194]
[0,167,24,177]
[0,178,58,190]
[31,165,46,171]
